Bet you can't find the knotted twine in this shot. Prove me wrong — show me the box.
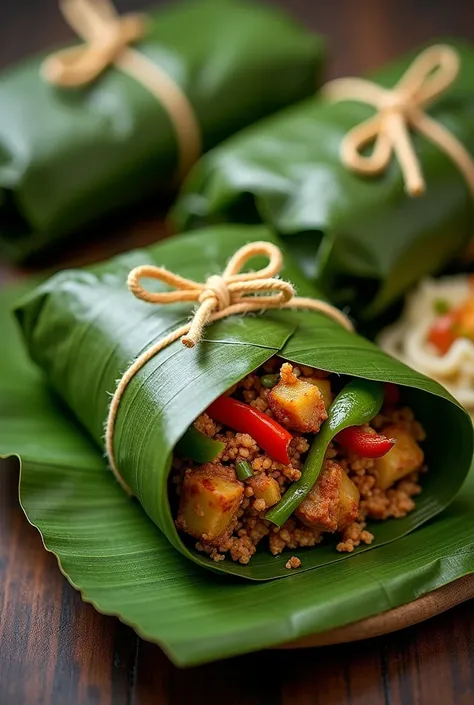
[323,44,474,197]
[105,241,354,494]
[41,0,201,179]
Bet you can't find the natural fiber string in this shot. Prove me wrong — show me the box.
[105,241,354,494]
[323,44,474,197]
[41,0,201,179]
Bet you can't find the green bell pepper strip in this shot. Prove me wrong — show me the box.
[265,379,384,527]
[175,426,225,464]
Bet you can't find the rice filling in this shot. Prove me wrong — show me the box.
[172,358,426,566]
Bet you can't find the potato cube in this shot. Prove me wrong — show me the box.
[268,377,328,433]
[296,460,360,531]
[374,425,424,490]
[248,474,281,508]
[176,464,243,543]
[306,378,332,409]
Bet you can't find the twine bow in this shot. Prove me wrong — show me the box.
[323,44,474,197]
[41,0,201,178]
[105,241,353,493]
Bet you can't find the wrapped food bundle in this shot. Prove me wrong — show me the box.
[173,41,474,320]
[15,225,473,579]
[0,0,324,262]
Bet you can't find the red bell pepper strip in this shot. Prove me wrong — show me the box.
[206,395,292,465]
[384,382,400,405]
[335,425,395,458]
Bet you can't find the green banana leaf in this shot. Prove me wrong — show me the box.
[1,229,474,666]
[0,0,324,263]
[10,224,473,582]
[172,39,474,319]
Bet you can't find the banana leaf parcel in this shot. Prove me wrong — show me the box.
[9,224,473,585]
[0,0,324,263]
[172,40,474,319]
[1,225,474,665]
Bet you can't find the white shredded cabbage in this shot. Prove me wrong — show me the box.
[378,276,474,413]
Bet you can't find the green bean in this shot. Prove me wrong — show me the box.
[236,460,254,481]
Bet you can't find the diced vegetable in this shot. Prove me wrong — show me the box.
[236,460,254,481]
[427,312,458,354]
[305,377,332,409]
[175,425,225,463]
[338,471,360,523]
[206,395,293,465]
[427,296,474,355]
[176,464,243,542]
[295,460,359,531]
[335,425,395,458]
[374,425,424,490]
[260,373,280,389]
[456,297,474,335]
[433,298,450,315]
[248,474,281,508]
[268,370,328,433]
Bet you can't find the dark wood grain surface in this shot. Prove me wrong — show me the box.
[1,1,474,703]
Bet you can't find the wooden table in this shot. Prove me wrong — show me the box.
[1,1,473,703]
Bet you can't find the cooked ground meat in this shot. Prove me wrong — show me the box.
[295,459,359,531]
[173,358,425,564]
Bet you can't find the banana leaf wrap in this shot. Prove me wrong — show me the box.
[0,0,324,263]
[13,224,473,580]
[2,272,474,665]
[172,39,474,319]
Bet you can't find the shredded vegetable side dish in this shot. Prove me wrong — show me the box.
[379,276,474,416]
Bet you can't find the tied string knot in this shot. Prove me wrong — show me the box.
[41,0,202,179]
[198,275,232,310]
[323,44,474,197]
[41,0,147,87]
[127,242,296,349]
[106,241,353,494]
